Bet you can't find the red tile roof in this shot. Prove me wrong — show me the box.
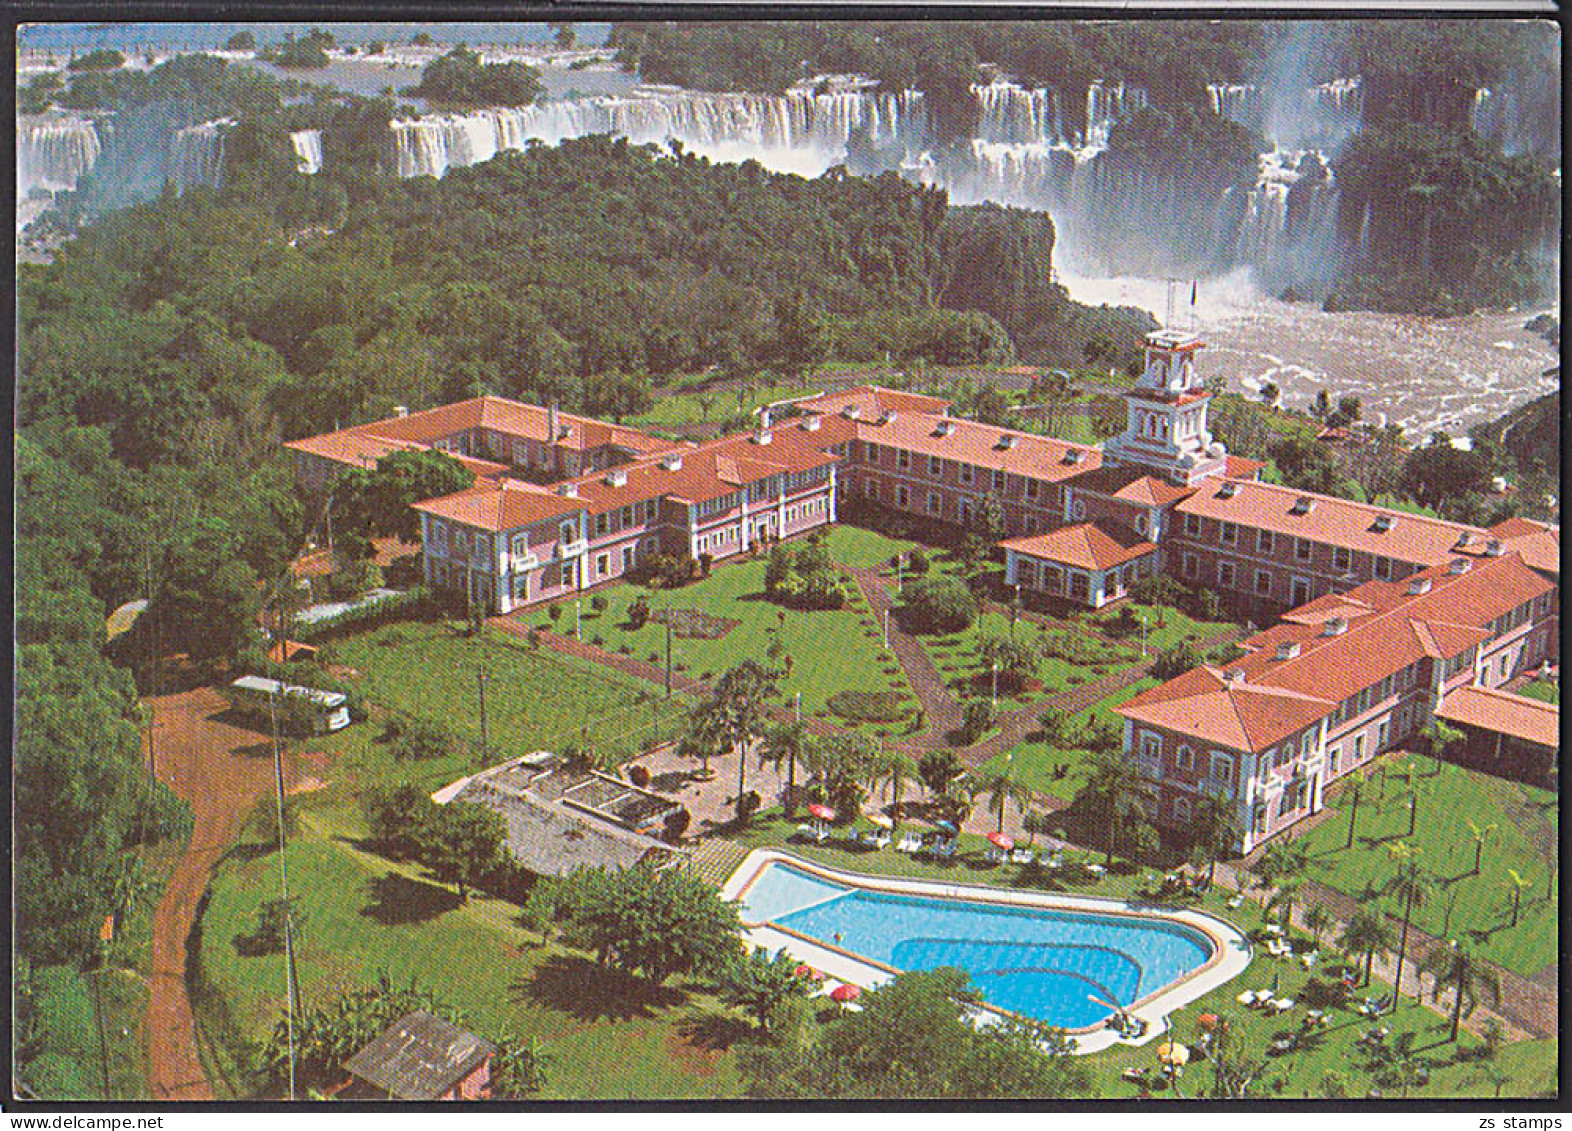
[798,384,951,419]
[1175,477,1536,568]
[1003,522,1157,572]
[1067,464,1194,507]
[413,479,583,531]
[1119,552,1555,752]
[1436,685,1559,749]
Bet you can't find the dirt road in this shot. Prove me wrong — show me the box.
[145,687,296,1101]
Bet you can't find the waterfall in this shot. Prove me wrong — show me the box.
[170,118,231,191]
[1207,83,1261,128]
[1084,81,1147,150]
[389,78,927,181]
[17,115,102,197]
[291,129,323,175]
[973,78,1067,145]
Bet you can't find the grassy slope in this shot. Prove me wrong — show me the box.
[196,825,742,1099]
[1296,755,1558,977]
[1515,678,1559,705]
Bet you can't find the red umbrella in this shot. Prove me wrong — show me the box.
[808,802,837,821]
[988,831,1014,850]
[829,983,861,1003]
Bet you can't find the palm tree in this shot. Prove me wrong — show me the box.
[1344,770,1366,850]
[1080,749,1146,866]
[1422,941,1502,1044]
[758,720,809,817]
[1383,842,1428,1012]
[1505,868,1532,928]
[1303,905,1332,949]
[1266,876,1304,930]
[713,660,780,814]
[1256,839,1310,925]
[678,703,729,778]
[1022,809,1053,847]
[872,749,916,829]
[1338,907,1392,987]
[969,762,1029,835]
[1191,791,1239,888]
[1465,819,1498,876]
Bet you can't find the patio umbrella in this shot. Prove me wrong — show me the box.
[867,814,894,829]
[988,831,1014,850]
[829,983,862,1004]
[1197,1014,1219,1031]
[808,803,837,822]
[1157,1041,1190,1067]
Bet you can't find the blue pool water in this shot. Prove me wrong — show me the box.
[741,862,1213,1029]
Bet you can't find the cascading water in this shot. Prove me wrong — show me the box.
[291,129,323,175]
[1208,83,1261,128]
[170,118,231,191]
[389,76,925,181]
[17,114,102,196]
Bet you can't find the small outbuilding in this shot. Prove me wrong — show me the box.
[341,1010,495,1101]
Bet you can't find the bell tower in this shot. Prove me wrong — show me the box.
[1101,329,1228,486]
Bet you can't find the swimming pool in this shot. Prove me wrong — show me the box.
[737,858,1220,1032]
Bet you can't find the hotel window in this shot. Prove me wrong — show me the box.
[1374,556,1393,580]
[1291,577,1311,605]
[646,499,658,522]
[622,545,636,572]
[1221,521,1238,547]
[1072,499,1087,519]
[511,534,528,556]
[960,463,975,485]
[1177,744,1195,771]
[1294,537,1311,562]
[1328,745,1340,773]
[1183,553,1198,578]
[928,455,942,477]
[596,553,610,578]
[1141,734,1162,762]
[595,513,609,536]
[1210,753,1234,784]
[1333,546,1351,572]
[868,444,881,464]
[1378,720,1389,748]
[1353,734,1365,760]
[1184,513,1201,536]
[1257,529,1274,554]
[897,485,910,508]
[1260,749,1274,776]
[1173,796,1191,822]
[991,468,1005,491]
[1255,569,1272,595]
[621,505,634,527]
[1025,479,1039,500]
[454,529,470,555]
[897,449,911,471]
[928,491,942,515]
[1218,560,1236,588]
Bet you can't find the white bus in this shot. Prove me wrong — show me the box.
[226,675,351,735]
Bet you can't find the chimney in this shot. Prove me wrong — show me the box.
[1372,514,1393,533]
[1217,481,1237,499]
[934,420,955,437]
[1289,495,1315,516]
[660,453,683,471]
[800,416,821,433]
[1406,576,1433,596]
[760,407,773,428]
[1322,616,1347,637]
[1484,539,1503,557]
[878,410,898,426]
[548,401,560,443]
[1448,557,1471,574]
[556,482,578,498]
[393,405,408,418]
[1275,641,1301,661]
[752,429,773,446]
[995,433,1018,450]
[841,404,862,420]
[1223,668,1246,684]
[604,469,628,488]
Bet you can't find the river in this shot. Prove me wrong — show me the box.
[1060,267,1559,439]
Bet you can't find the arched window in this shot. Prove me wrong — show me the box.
[1173,796,1191,822]
[1072,499,1087,519]
[1135,514,1148,534]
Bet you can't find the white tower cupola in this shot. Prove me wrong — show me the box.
[1101,329,1229,487]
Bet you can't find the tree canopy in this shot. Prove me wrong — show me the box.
[406,46,544,107]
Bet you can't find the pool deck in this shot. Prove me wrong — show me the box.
[721,848,1254,1056]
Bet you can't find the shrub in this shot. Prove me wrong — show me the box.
[959,699,995,743]
[291,587,434,643]
[590,593,608,614]
[391,716,454,761]
[627,764,651,788]
[826,690,907,723]
[907,548,930,575]
[590,633,604,647]
[1152,639,1205,680]
[736,790,762,823]
[900,576,976,634]
[527,629,542,650]
[548,604,563,623]
[628,595,651,629]
[663,808,691,842]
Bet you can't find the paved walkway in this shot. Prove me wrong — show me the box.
[844,566,964,746]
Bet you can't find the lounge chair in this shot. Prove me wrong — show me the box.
[1300,951,1319,969]
[1235,990,1256,1005]
[1011,849,1035,866]
[1086,863,1107,876]
[1226,894,1244,909]
[1271,998,1295,1014]
[896,835,921,853]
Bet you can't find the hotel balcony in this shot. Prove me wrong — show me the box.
[511,552,540,572]
[556,539,587,559]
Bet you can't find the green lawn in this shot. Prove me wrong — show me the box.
[193,821,744,1099]
[1296,755,1558,978]
[1515,678,1559,705]
[822,524,916,570]
[916,608,1141,709]
[629,379,819,433]
[1092,600,1234,654]
[975,678,1160,802]
[515,557,917,726]
[329,620,693,776]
